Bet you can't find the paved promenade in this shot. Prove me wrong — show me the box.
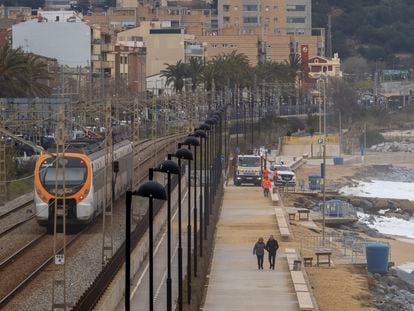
[203,185,299,311]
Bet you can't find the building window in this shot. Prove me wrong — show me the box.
[211,44,217,48]
[223,5,230,12]
[273,28,280,34]
[274,17,278,21]
[224,16,230,23]
[243,16,258,24]
[243,4,258,11]
[287,17,306,24]
[287,5,306,11]
[273,5,278,10]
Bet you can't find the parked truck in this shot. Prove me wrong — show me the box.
[234,154,262,186]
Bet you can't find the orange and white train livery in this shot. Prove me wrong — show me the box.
[34,140,133,232]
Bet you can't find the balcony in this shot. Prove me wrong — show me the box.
[101,44,115,52]
[94,61,114,69]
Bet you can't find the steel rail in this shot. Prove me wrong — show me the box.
[0,229,84,308]
[73,133,185,311]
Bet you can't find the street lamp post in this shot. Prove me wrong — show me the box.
[198,123,210,239]
[154,160,180,311]
[194,129,207,256]
[205,117,218,214]
[169,148,193,311]
[182,136,199,304]
[131,170,167,311]
[187,134,199,277]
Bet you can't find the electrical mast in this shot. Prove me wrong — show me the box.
[102,100,114,265]
[52,108,67,311]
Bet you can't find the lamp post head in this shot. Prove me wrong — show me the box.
[198,123,210,131]
[175,148,193,160]
[194,129,207,138]
[135,180,167,200]
[157,159,180,174]
[183,136,200,146]
[205,118,217,125]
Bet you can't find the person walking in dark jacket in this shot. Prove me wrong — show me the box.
[253,237,266,270]
[265,235,279,270]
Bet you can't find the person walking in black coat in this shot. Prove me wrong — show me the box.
[265,235,279,270]
[253,237,266,270]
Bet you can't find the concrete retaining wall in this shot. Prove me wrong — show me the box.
[95,177,186,311]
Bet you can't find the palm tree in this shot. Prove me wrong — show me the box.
[23,54,53,97]
[203,51,252,90]
[160,60,188,93]
[0,45,51,97]
[187,57,204,91]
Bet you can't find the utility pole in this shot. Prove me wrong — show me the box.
[318,80,322,157]
[52,108,67,311]
[327,14,332,58]
[363,123,367,164]
[339,112,342,156]
[133,97,140,188]
[322,141,326,246]
[102,100,114,266]
[0,117,7,204]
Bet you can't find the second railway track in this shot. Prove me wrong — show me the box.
[0,133,186,309]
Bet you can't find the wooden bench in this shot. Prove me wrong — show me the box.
[315,249,332,266]
[297,208,310,220]
[297,291,314,310]
[304,257,313,267]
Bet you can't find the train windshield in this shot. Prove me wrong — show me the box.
[39,157,87,195]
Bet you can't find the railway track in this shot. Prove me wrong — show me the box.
[0,200,33,220]
[0,213,36,239]
[0,229,84,308]
[0,133,186,309]
[74,132,186,310]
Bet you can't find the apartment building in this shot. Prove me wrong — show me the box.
[118,21,197,76]
[0,5,32,20]
[84,7,138,28]
[114,44,147,94]
[286,0,311,35]
[217,0,287,34]
[44,0,73,9]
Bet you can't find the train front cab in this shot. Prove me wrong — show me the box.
[34,153,95,232]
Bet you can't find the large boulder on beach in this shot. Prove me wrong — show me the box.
[349,198,374,210]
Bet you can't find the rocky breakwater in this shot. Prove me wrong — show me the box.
[370,268,414,311]
[370,141,414,152]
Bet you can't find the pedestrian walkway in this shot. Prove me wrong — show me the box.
[203,185,299,311]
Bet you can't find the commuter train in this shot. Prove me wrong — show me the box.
[34,139,133,232]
